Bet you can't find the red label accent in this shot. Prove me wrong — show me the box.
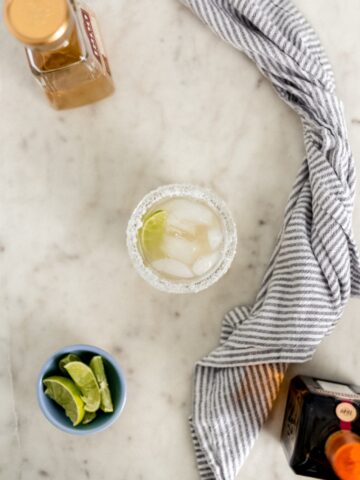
[81,9,102,65]
[340,421,351,431]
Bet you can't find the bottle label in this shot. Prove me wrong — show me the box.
[80,8,111,75]
[316,380,360,400]
[335,402,358,422]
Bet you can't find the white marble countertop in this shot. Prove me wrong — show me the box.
[1,1,360,479]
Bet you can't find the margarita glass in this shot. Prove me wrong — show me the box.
[126,184,237,294]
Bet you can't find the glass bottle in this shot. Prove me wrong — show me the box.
[4,0,114,109]
[281,375,360,480]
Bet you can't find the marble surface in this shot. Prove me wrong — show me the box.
[1,1,360,479]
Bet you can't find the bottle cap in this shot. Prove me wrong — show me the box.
[325,431,360,480]
[4,0,71,46]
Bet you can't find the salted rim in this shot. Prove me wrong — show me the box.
[126,184,237,294]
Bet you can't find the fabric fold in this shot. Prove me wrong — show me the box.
[181,0,360,478]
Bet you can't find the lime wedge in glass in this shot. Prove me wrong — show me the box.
[43,376,85,426]
[139,210,167,261]
[90,356,114,413]
[59,354,81,373]
[64,361,101,412]
[82,411,96,425]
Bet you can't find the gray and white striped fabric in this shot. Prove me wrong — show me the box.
[181,0,360,479]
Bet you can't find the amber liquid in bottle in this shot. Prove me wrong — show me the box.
[5,0,114,109]
[281,376,360,480]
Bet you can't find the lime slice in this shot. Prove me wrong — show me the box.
[89,356,114,413]
[64,361,101,412]
[82,411,96,425]
[43,376,85,426]
[139,210,167,261]
[59,354,81,373]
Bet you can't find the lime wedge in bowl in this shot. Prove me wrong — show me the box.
[59,354,81,373]
[64,361,101,413]
[82,411,96,425]
[43,376,85,426]
[90,356,114,413]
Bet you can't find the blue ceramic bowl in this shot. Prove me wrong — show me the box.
[37,344,126,435]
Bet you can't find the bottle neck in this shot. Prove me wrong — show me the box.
[325,431,360,480]
[31,14,76,53]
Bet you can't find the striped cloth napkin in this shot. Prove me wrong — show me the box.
[180,1,360,479]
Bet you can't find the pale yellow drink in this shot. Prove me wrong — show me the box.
[127,185,237,294]
[140,198,224,280]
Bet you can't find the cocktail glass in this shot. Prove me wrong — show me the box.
[126,184,237,294]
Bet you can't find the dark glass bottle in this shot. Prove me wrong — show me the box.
[281,376,360,480]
